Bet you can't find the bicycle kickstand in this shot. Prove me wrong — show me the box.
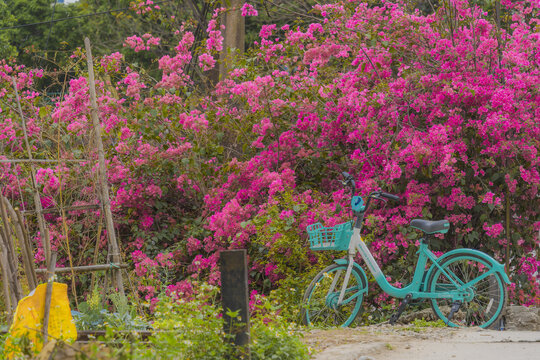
[389,294,412,325]
[446,300,462,325]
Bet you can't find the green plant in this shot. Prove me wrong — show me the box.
[0,332,6,356]
[408,318,446,332]
[80,283,310,359]
[250,298,311,360]
[250,189,345,322]
[73,287,147,331]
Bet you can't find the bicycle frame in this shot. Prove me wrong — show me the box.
[337,227,506,305]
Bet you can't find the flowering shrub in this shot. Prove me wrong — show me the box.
[0,0,538,315]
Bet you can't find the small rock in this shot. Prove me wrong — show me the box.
[357,356,375,360]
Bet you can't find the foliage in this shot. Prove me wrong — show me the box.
[0,332,6,357]
[72,287,148,331]
[0,283,309,359]
[0,0,538,328]
[79,283,310,360]
[0,0,211,73]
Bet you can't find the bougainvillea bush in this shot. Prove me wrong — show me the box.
[0,0,538,322]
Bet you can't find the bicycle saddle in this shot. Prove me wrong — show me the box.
[410,219,450,234]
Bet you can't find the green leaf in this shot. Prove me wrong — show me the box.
[39,107,49,118]
[407,232,418,239]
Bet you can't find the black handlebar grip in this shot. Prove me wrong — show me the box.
[342,172,356,193]
[381,192,400,201]
[342,172,353,181]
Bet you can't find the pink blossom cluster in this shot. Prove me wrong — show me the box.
[1,0,538,309]
[100,52,123,72]
[131,0,161,15]
[241,3,258,17]
[124,34,161,52]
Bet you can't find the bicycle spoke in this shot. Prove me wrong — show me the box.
[429,255,506,328]
[302,264,365,327]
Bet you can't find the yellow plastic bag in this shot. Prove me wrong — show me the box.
[4,282,77,359]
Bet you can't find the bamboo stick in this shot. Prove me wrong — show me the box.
[0,235,18,313]
[42,252,57,344]
[0,159,86,164]
[0,197,23,300]
[84,38,124,296]
[1,197,37,291]
[22,204,100,215]
[0,242,13,321]
[35,263,129,274]
[0,234,22,305]
[11,76,51,266]
[14,207,38,290]
[90,218,103,290]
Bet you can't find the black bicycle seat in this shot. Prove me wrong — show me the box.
[410,219,450,234]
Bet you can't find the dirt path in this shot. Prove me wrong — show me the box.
[304,324,540,360]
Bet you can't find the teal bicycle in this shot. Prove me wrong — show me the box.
[301,173,509,328]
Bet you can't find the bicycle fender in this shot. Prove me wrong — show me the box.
[333,259,369,294]
[423,249,511,292]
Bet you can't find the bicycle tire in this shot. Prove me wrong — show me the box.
[301,263,366,327]
[428,253,507,328]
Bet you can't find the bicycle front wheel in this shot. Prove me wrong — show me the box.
[428,253,507,328]
[301,263,366,327]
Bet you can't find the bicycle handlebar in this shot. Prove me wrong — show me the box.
[342,172,356,194]
[341,172,400,210]
[339,173,400,231]
[380,192,400,201]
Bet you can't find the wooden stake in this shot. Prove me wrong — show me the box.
[11,76,51,266]
[84,37,124,296]
[220,250,250,358]
[42,252,57,344]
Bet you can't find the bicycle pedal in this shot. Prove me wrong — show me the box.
[389,314,399,325]
[446,300,462,325]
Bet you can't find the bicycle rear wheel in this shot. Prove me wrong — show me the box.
[301,263,366,327]
[428,253,507,328]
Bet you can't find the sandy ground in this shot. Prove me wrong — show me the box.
[304,324,540,360]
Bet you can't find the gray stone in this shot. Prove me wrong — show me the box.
[399,307,439,323]
[505,305,540,331]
